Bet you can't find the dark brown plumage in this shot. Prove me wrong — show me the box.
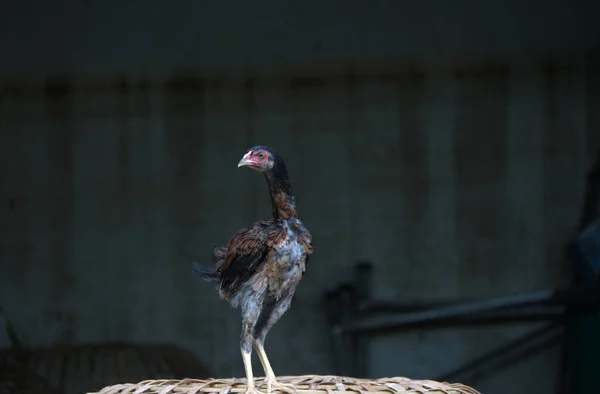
[193,146,313,394]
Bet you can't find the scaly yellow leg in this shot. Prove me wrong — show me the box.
[242,350,266,394]
[253,341,296,394]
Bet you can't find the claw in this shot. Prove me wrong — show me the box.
[262,377,296,394]
[244,386,267,394]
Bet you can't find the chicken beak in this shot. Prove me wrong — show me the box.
[237,153,254,168]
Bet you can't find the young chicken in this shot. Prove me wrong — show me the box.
[193,146,313,394]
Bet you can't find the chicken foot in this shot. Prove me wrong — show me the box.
[242,350,267,394]
[254,341,296,394]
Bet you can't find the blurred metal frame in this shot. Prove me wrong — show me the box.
[323,149,600,390]
[324,266,598,383]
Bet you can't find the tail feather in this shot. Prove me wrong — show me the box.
[192,245,227,282]
[191,261,220,281]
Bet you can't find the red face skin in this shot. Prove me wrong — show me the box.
[237,149,274,172]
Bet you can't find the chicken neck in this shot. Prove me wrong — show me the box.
[264,164,298,221]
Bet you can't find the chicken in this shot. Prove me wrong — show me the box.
[192,146,313,394]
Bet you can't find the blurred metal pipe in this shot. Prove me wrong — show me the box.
[345,290,557,333]
[412,310,564,328]
[352,262,372,377]
[437,322,562,383]
[360,299,459,314]
[359,289,567,314]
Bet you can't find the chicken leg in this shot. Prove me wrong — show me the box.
[242,350,266,394]
[254,340,296,394]
[241,301,266,394]
[252,296,297,394]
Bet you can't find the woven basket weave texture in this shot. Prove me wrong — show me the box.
[92,375,481,394]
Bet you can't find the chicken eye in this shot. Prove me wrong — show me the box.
[257,152,265,159]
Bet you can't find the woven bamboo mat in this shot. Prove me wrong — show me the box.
[91,375,481,394]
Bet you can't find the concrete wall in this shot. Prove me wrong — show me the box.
[1,0,598,77]
[2,58,598,394]
[1,2,599,394]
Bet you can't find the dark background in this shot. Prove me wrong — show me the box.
[1,1,599,394]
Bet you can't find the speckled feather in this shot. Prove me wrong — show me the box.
[211,217,312,307]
